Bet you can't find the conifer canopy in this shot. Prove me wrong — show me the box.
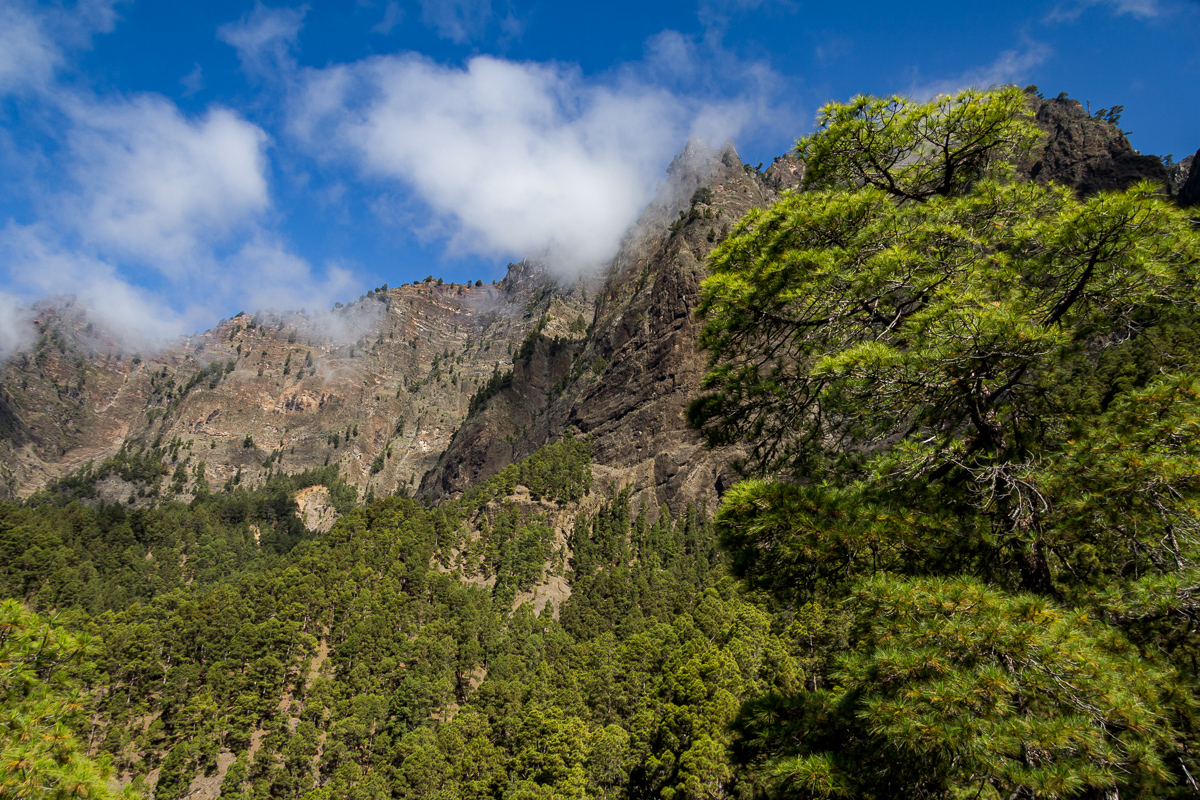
[693,87,1200,798]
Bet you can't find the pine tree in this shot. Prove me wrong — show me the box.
[691,86,1200,797]
[0,600,137,799]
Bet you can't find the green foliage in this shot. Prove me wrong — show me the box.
[0,600,135,799]
[30,440,179,505]
[2,466,359,613]
[486,434,592,505]
[0,433,811,800]
[516,315,548,364]
[740,577,1184,799]
[469,365,513,414]
[798,86,1040,200]
[693,87,1200,798]
[1093,104,1125,128]
[692,176,1198,482]
[3,474,793,800]
[691,187,714,206]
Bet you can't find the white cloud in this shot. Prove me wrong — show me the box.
[372,1,403,34]
[0,1,793,352]
[1047,0,1161,22]
[64,96,270,271]
[218,3,307,81]
[0,290,33,360]
[907,41,1052,99]
[0,0,119,95]
[0,3,361,352]
[0,2,59,94]
[289,27,793,276]
[228,237,359,313]
[38,90,358,337]
[293,53,757,273]
[1,223,209,342]
[1,220,360,349]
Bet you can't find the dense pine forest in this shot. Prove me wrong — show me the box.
[2,436,801,800]
[3,87,1200,800]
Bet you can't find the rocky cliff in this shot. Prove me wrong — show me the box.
[1168,152,1195,198]
[0,277,582,504]
[1,94,1192,514]
[1177,148,1200,207]
[420,141,789,518]
[1022,94,1170,194]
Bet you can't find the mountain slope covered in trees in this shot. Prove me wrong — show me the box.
[1,86,1199,800]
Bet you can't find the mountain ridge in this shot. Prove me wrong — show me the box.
[1,91,1193,514]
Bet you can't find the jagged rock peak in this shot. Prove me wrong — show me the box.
[499,258,554,292]
[1178,148,1200,207]
[633,139,746,235]
[1023,93,1169,196]
[764,153,805,191]
[667,138,740,183]
[1168,152,1195,198]
[498,257,602,305]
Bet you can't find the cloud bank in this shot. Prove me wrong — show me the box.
[294,56,691,271]
[0,0,359,356]
[0,0,790,355]
[66,97,270,267]
[290,34,785,276]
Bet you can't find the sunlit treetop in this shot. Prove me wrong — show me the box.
[798,86,1042,201]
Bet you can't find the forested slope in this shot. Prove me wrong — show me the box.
[1,438,814,800]
[2,85,1199,800]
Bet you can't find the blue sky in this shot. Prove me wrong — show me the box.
[0,0,1197,348]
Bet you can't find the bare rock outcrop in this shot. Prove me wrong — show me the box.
[1022,95,1169,195]
[1177,148,1200,207]
[295,485,338,533]
[763,153,805,191]
[423,141,773,518]
[0,280,555,503]
[1168,152,1195,199]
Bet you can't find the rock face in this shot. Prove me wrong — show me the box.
[1178,148,1200,207]
[295,484,338,533]
[763,153,805,191]
[422,141,779,518]
[0,279,571,503]
[1022,95,1169,195]
[1168,152,1196,199]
